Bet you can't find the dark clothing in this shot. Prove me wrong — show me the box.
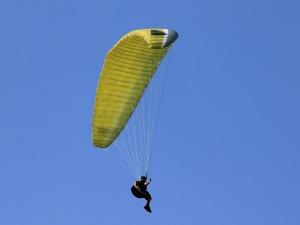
[142,190,151,200]
[136,180,147,191]
[131,181,151,200]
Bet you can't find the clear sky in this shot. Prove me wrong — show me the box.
[1,0,300,224]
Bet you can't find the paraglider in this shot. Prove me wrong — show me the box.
[92,28,178,148]
[92,28,178,212]
[131,176,152,213]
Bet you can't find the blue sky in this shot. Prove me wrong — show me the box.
[1,0,300,224]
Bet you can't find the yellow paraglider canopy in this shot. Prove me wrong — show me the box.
[92,28,178,148]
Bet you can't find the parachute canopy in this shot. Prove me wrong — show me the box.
[92,28,178,148]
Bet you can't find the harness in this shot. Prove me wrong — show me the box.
[131,182,146,198]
